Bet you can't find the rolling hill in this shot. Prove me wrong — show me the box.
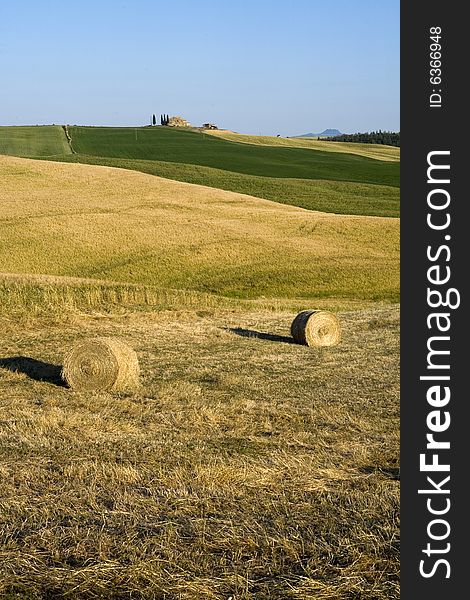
[205,130,400,162]
[0,125,400,217]
[68,126,399,188]
[0,154,399,306]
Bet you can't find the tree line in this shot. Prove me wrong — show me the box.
[323,130,400,147]
[151,114,170,126]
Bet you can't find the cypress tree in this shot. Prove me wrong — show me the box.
[152,114,156,126]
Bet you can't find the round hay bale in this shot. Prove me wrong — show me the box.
[62,337,140,392]
[291,310,341,347]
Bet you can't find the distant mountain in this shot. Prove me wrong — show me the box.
[292,129,343,138]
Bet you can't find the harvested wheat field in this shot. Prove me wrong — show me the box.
[0,154,399,599]
[0,307,399,599]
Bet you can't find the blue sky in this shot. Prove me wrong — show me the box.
[1,0,399,135]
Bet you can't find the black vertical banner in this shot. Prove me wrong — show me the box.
[401,3,467,598]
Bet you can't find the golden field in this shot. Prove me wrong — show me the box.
[0,155,399,304]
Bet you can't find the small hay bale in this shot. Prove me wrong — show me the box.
[291,310,341,347]
[62,337,140,392]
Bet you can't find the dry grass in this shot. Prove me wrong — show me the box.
[0,305,399,599]
[205,130,400,162]
[0,155,399,302]
[0,275,388,326]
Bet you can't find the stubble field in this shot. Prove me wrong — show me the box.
[1,306,399,600]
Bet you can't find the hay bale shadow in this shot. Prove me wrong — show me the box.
[0,357,66,387]
[227,327,295,344]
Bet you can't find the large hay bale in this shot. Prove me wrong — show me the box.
[291,310,341,347]
[62,337,140,392]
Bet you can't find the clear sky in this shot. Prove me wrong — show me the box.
[1,0,399,135]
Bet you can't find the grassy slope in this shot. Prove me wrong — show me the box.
[66,126,399,216]
[0,125,71,157]
[0,125,399,217]
[0,155,399,303]
[0,307,399,600]
[53,154,399,217]
[206,130,401,162]
[69,126,399,188]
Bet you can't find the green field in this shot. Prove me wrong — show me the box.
[0,125,399,217]
[0,125,71,157]
[53,154,398,216]
[68,126,399,187]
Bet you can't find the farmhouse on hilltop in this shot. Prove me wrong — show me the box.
[202,123,218,130]
[168,115,191,127]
